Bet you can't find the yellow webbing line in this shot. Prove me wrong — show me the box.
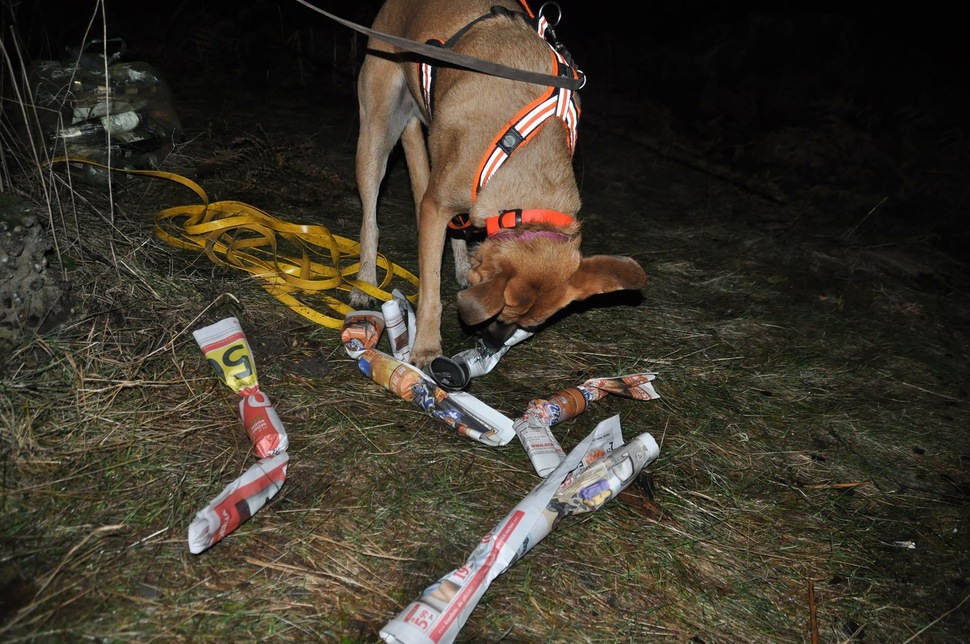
[51,158,419,329]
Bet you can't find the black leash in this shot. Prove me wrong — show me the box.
[292,0,586,91]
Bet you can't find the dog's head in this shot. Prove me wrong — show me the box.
[456,232,647,331]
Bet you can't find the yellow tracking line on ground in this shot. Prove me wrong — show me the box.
[50,158,419,329]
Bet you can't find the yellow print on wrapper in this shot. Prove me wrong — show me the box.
[205,339,257,393]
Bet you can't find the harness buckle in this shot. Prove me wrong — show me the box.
[497,127,525,155]
[497,209,524,230]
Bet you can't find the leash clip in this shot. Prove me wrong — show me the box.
[536,2,580,78]
[537,2,563,30]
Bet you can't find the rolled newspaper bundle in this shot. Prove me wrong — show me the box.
[193,317,288,458]
[512,411,568,478]
[343,289,414,361]
[380,416,661,644]
[342,311,516,447]
[239,390,287,458]
[515,373,661,477]
[340,310,385,358]
[187,451,289,554]
[356,347,515,447]
[580,372,661,402]
[189,317,289,554]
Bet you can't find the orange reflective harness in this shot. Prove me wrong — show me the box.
[419,2,581,238]
[473,49,579,202]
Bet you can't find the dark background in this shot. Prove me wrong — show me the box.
[5,0,968,256]
[9,0,967,120]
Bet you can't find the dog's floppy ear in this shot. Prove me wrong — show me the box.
[567,255,646,300]
[457,275,510,325]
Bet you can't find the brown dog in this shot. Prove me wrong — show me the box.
[351,0,646,368]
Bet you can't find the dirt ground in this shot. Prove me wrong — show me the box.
[2,1,969,642]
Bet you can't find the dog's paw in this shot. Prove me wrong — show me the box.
[348,286,373,311]
[409,346,442,371]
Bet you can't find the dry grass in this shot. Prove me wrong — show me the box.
[3,5,970,643]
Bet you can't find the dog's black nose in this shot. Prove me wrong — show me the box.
[478,319,519,349]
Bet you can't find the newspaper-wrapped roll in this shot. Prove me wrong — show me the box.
[380,416,660,643]
[512,411,568,477]
[341,311,385,359]
[238,391,287,458]
[579,372,660,402]
[342,312,516,447]
[187,451,289,554]
[189,317,290,554]
[356,348,515,447]
[193,317,288,458]
[516,373,660,477]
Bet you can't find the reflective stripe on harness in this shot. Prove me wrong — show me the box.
[416,2,581,205]
[419,38,444,115]
[472,47,579,202]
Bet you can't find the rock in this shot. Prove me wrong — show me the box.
[0,194,73,358]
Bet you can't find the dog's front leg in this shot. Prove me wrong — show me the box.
[350,105,384,311]
[410,196,448,368]
[351,56,414,310]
